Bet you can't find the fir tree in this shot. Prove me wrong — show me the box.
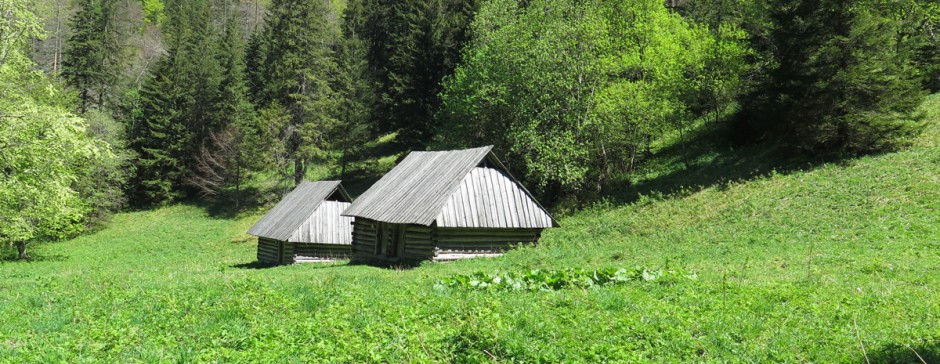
[188,13,260,210]
[127,0,224,204]
[334,4,376,180]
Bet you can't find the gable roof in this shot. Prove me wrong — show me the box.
[248,180,351,241]
[342,146,556,228]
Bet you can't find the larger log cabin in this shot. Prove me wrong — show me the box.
[341,146,557,263]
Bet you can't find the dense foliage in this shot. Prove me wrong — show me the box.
[436,0,747,196]
[738,0,926,153]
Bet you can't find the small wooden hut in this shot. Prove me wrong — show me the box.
[248,180,353,264]
[342,146,557,263]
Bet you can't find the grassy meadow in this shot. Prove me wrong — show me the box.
[1,98,939,362]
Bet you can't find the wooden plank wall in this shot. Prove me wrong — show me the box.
[436,167,554,229]
[294,243,352,260]
[291,200,353,245]
[435,228,541,254]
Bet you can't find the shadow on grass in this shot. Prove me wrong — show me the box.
[603,122,875,207]
[864,342,940,364]
[230,260,352,270]
[347,259,422,271]
[0,252,69,263]
[230,261,279,269]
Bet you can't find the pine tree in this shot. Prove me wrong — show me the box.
[741,0,925,153]
[62,0,119,112]
[127,0,224,204]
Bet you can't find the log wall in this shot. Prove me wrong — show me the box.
[351,220,543,263]
[294,243,352,260]
[257,237,295,265]
[402,224,434,261]
[434,228,541,255]
[351,219,378,260]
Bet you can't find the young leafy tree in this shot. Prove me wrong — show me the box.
[249,0,339,186]
[740,0,925,153]
[436,0,728,197]
[74,109,135,228]
[0,0,105,259]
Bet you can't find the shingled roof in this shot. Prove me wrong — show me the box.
[248,181,352,242]
[342,146,556,228]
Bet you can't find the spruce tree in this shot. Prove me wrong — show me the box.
[189,13,260,210]
[334,6,376,180]
[127,0,224,204]
[742,0,924,153]
[62,0,119,112]
[128,56,190,204]
[349,0,476,148]
[249,0,339,186]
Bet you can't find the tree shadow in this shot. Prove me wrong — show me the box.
[193,185,273,219]
[603,122,876,207]
[0,252,69,263]
[863,342,940,364]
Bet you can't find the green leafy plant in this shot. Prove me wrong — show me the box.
[435,267,697,292]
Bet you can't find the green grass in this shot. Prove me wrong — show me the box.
[1,99,939,362]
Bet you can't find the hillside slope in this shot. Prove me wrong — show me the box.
[0,98,938,362]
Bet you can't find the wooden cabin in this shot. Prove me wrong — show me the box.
[341,146,557,263]
[247,181,353,264]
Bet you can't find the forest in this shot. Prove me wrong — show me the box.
[1,0,939,256]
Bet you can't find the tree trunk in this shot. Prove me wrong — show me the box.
[53,0,62,74]
[235,148,241,212]
[294,157,304,186]
[15,242,29,260]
